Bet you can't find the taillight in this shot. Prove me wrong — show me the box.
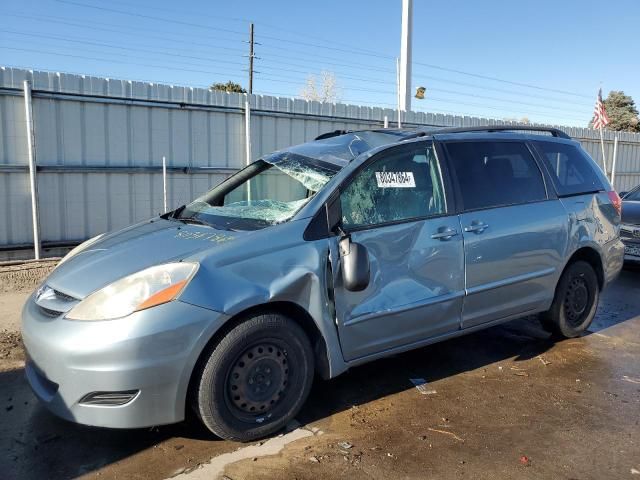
[608,190,622,216]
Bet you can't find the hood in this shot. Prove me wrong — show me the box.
[622,201,640,225]
[46,218,245,299]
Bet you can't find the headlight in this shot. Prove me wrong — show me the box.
[57,233,105,267]
[66,262,198,321]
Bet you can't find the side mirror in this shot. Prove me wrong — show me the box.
[339,235,370,292]
[620,191,628,199]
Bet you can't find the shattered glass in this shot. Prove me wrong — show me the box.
[188,198,310,224]
[181,154,339,228]
[340,144,446,228]
[267,155,334,193]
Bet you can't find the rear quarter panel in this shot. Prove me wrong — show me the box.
[560,192,623,285]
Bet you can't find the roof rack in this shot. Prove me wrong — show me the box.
[402,125,571,140]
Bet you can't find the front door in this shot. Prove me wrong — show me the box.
[330,142,464,361]
[444,140,568,328]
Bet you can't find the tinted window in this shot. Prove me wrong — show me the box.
[625,188,640,201]
[340,144,446,229]
[534,141,606,196]
[446,141,547,211]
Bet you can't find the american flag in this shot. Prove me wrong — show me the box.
[593,88,610,129]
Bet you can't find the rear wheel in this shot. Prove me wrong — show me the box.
[194,313,314,441]
[540,260,599,338]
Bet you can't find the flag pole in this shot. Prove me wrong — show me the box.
[599,126,608,179]
[611,134,619,188]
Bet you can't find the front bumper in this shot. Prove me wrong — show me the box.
[623,244,640,263]
[21,296,228,428]
[620,226,640,263]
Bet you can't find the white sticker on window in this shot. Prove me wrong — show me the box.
[375,171,416,188]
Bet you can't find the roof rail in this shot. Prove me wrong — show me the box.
[402,125,571,140]
[315,129,352,140]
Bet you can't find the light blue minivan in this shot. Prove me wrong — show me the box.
[22,126,624,441]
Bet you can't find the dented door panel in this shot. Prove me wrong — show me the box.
[330,217,464,361]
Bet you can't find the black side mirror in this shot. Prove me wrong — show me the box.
[620,191,628,199]
[339,235,370,292]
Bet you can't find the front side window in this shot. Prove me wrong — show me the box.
[533,141,606,197]
[340,144,446,229]
[446,141,547,211]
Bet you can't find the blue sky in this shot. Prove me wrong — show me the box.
[1,0,638,126]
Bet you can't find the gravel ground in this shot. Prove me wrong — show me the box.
[0,260,57,294]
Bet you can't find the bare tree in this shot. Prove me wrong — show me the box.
[300,71,341,103]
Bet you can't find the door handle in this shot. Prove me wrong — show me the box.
[464,222,489,234]
[431,227,459,240]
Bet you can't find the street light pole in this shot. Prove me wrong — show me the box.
[399,0,413,112]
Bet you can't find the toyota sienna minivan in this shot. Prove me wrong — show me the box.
[22,126,624,441]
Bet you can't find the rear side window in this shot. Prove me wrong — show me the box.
[446,141,547,211]
[533,141,606,197]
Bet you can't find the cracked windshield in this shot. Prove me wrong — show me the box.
[181,154,339,229]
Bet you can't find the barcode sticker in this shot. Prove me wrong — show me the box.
[375,171,415,188]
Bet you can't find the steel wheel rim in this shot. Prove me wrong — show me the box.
[227,342,289,416]
[564,276,590,327]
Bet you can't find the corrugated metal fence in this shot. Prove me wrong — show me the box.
[2,66,640,259]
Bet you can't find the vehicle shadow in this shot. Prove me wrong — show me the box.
[298,315,555,427]
[1,270,637,480]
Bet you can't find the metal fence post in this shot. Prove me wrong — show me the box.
[245,98,252,203]
[23,80,41,260]
[162,155,168,213]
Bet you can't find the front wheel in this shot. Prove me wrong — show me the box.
[540,260,599,338]
[194,313,314,441]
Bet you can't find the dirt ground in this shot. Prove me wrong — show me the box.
[1,265,639,480]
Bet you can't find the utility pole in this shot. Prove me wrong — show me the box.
[399,0,413,112]
[248,22,255,94]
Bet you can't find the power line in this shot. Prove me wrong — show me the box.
[412,61,593,99]
[0,46,248,80]
[94,0,388,56]
[54,0,246,37]
[1,38,248,75]
[54,0,391,59]
[1,30,248,68]
[12,7,593,104]
[8,11,397,78]
[411,74,593,108]
[51,0,595,100]
[2,37,591,118]
[4,12,248,54]
[1,30,396,87]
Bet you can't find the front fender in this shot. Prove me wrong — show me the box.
[179,226,347,378]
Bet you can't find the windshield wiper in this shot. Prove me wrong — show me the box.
[177,216,210,226]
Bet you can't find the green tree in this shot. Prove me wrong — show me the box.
[589,91,639,132]
[210,81,246,94]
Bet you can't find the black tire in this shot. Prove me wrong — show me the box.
[194,313,314,441]
[540,261,599,338]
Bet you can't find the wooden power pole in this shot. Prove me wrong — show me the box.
[248,23,255,94]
